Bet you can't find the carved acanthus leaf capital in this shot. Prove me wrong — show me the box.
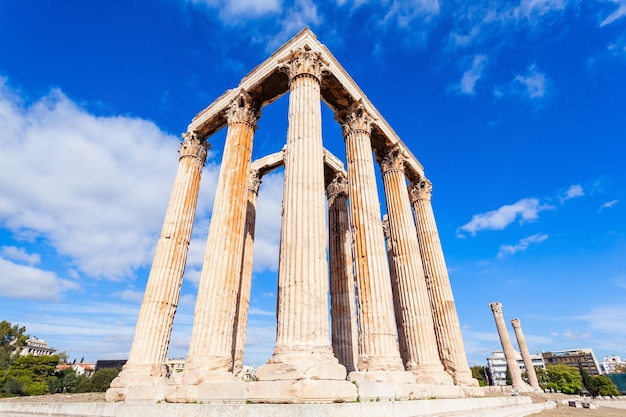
[409,178,433,203]
[326,171,349,204]
[281,47,327,83]
[248,170,262,195]
[340,104,374,137]
[379,145,406,174]
[510,318,521,329]
[489,302,503,314]
[225,91,260,130]
[179,131,210,166]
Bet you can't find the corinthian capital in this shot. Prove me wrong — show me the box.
[340,103,374,137]
[179,131,209,165]
[281,47,327,82]
[510,318,521,329]
[379,145,405,174]
[408,178,433,203]
[248,170,262,195]
[489,302,503,314]
[225,91,260,130]
[326,171,349,204]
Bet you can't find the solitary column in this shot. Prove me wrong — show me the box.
[511,318,540,390]
[231,170,262,378]
[327,171,358,372]
[339,103,408,379]
[409,178,477,386]
[489,302,527,391]
[107,132,208,401]
[183,92,259,385]
[380,147,452,385]
[256,47,346,382]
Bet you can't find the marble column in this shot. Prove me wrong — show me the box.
[107,132,208,401]
[255,47,345,381]
[184,92,259,384]
[327,171,358,373]
[409,178,477,387]
[489,302,526,390]
[380,146,452,385]
[511,318,540,390]
[339,103,408,377]
[231,170,262,378]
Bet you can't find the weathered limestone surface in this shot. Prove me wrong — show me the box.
[339,103,408,377]
[181,93,260,392]
[107,133,208,402]
[380,146,453,385]
[489,302,530,392]
[511,318,540,390]
[409,178,478,387]
[231,171,262,378]
[255,48,350,389]
[327,171,358,372]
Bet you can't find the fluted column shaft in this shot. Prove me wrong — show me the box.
[511,318,540,389]
[270,48,335,360]
[121,133,208,380]
[185,93,259,383]
[489,302,525,389]
[232,171,262,377]
[341,105,404,372]
[380,147,451,384]
[409,178,476,386]
[327,172,358,372]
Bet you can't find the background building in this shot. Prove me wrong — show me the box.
[487,350,545,386]
[599,355,626,374]
[20,337,56,356]
[542,348,601,375]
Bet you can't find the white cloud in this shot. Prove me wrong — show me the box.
[252,171,284,272]
[514,65,548,99]
[187,0,282,18]
[0,79,210,281]
[600,1,626,26]
[113,289,145,303]
[497,233,549,258]
[457,55,488,95]
[559,184,584,202]
[0,257,78,300]
[0,246,40,266]
[266,0,321,51]
[518,0,567,19]
[384,0,440,28]
[457,197,553,236]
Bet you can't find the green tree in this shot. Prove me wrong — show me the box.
[470,366,488,386]
[0,321,29,371]
[588,375,620,397]
[75,368,119,393]
[544,364,583,394]
[1,354,61,397]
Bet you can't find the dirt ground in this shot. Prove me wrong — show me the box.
[532,403,626,416]
[0,393,105,403]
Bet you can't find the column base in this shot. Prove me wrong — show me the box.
[452,369,480,387]
[106,363,169,402]
[348,370,417,384]
[165,381,248,403]
[408,364,455,385]
[256,346,347,381]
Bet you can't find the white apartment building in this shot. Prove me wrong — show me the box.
[487,350,546,386]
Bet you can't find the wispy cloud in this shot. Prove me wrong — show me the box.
[457,197,553,237]
[600,0,626,27]
[0,246,41,266]
[186,0,282,18]
[559,184,584,203]
[514,65,548,99]
[456,55,488,95]
[497,233,549,258]
[599,199,618,212]
[0,258,78,301]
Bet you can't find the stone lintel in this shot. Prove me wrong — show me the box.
[186,28,424,180]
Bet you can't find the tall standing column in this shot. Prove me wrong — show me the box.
[339,103,408,377]
[107,132,208,401]
[511,318,540,390]
[231,170,262,378]
[489,302,527,391]
[380,147,452,385]
[327,171,358,373]
[409,178,477,387]
[255,47,345,381]
[183,92,260,385]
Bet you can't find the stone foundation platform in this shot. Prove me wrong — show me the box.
[0,395,555,417]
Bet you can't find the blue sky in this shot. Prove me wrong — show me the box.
[0,0,624,368]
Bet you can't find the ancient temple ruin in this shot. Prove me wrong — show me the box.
[107,28,479,403]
